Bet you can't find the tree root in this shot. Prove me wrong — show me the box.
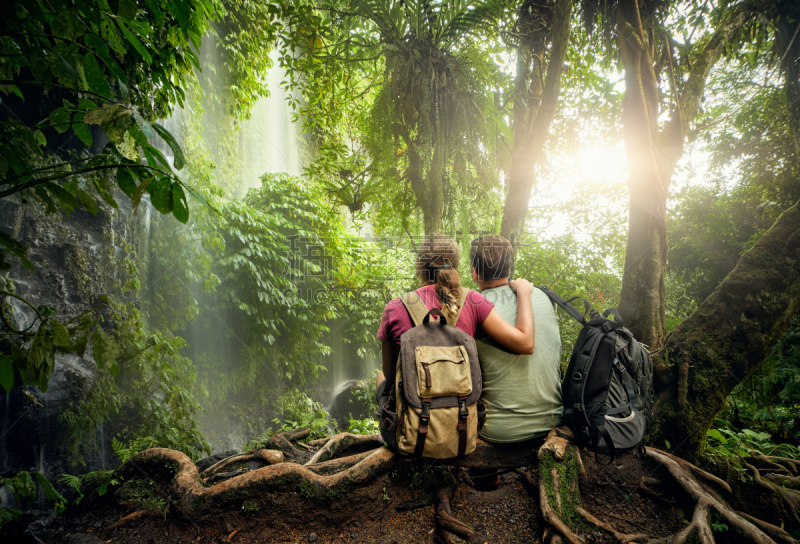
[533,427,789,544]
[262,432,304,457]
[108,509,153,529]
[737,510,798,544]
[434,471,482,544]
[122,445,397,511]
[305,433,384,466]
[306,449,376,475]
[745,461,800,526]
[575,506,649,542]
[201,449,284,476]
[114,425,798,543]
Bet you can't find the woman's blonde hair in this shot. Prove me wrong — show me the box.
[416,234,462,316]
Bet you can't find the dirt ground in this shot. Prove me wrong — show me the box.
[25,449,691,544]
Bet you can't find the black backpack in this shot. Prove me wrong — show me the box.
[539,286,654,461]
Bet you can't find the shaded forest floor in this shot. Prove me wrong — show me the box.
[26,450,695,544]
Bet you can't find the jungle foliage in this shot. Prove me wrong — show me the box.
[0,2,798,526]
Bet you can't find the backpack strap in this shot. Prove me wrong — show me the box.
[593,424,616,464]
[401,288,470,327]
[612,357,641,412]
[539,285,590,325]
[413,400,431,457]
[400,291,430,326]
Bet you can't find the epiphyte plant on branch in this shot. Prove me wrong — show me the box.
[357,0,507,233]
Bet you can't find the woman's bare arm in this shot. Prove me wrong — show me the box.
[381,340,395,385]
[480,279,535,354]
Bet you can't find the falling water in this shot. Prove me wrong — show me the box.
[0,393,11,472]
[97,422,107,470]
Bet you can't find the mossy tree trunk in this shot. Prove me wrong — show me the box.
[647,201,800,459]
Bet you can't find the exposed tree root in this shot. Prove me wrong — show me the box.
[745,461,800,526]
[737,510,798,544]
[262,432,304,457]
[575,506,649,542]
[533,427,791,544]
[107,509,153,529]
[113,425,797,543]
[304,433,384,466]
[434,471,482,544]
[537,428,585,544]
[306,450,375,475]
[201,449,284,476]
[122,445,397,511]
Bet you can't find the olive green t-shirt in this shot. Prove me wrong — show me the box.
[477,286,563,443]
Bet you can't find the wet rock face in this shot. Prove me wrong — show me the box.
[0,197,142,478]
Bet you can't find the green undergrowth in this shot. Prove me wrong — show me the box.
[702,418,800,482]
[114,478,170,515]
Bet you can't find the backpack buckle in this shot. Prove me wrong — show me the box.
[612,358,626,373]
[458,397,468,418]
[573,403,584,412]
[420,401,431,422]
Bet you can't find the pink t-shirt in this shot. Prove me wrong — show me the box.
[377,285,495,357]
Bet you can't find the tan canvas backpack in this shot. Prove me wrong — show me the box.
[380,289,486,458]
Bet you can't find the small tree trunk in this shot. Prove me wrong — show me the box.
[648,200,800,459]
[615,0,667,348]
[615,0,753,348]
[500,0,572,241]
[776,2,800,157]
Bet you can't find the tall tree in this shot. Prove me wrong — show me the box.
[599,0,757,347]
[500,0,573,241]
[355,0,504,233]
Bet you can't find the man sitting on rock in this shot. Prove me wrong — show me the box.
[470,235,563,445]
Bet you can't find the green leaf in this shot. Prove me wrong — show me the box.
[131,176,152,208]
[91,329,113,368]
[34,472,65,504]
[79,99,99,111]
[43,182,80,214]
[182,182,215,213]
[77,188,99,214]
[116,19,152,63]
[0,231,34,270]
[71,333,88,357]
[116,167,136,198]
[82,53,113,99]
[25,325,54,391]
[92,176,119,209]
[706,429,727,444]
[117,0,138,20]
[0,356,14,392]
[51,321,71,348]
[132,112,155,140]
[73,122,93,147]
[148,177,173,214]
[171,183,189,223]
[49,108,71,134]
[152,123,185,170]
